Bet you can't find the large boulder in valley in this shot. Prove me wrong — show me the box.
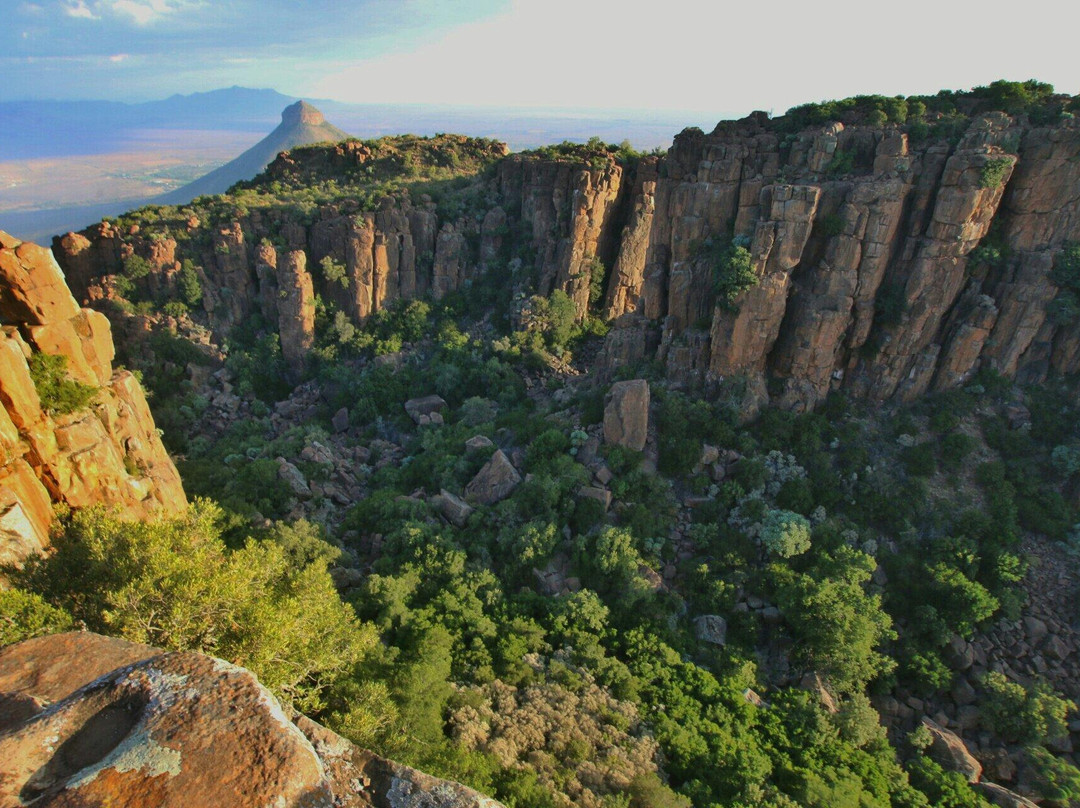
[0,632,504,808]
[405,394,447,425]
[464,449,521,505]
[603,379,649,451]
[920,717,983,783]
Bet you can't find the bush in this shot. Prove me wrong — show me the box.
[27,352,98,415]
[979,671,1074,745]
[0,588,73,647]
[1026,745,1080,805]
[760,509,812,557]
[16,501,378,713]
[772,546,896,693]
[177,259,203,306]
[978,158,1012,189]
[705,238,757,310]
[902,443,937,477]
[122,254,152,279]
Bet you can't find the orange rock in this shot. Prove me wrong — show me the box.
[0,233,80,325]
[0,633,506,808]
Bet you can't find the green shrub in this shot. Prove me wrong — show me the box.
[772,546,896,693]
[27,352,98,415]
[826,149,856,176]
[978,158,1012,189]
[1026,745,1080,805]
[760,509,812,557]
[979,671,1075,745]
[0,588,74,647]
[122,254,152,279]
[177,259,203,306]
[319,255,350,289]
[902,443,937,477]
[16,501,378,714]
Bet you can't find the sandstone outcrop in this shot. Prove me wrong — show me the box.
[603,379,650,451]
[0,632,505,808]
[0,233,186,565]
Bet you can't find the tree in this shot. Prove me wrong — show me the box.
[772,546,897,693]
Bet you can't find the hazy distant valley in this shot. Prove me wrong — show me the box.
[0,86,711,242]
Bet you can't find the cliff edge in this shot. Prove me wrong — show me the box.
[0,231,187,566]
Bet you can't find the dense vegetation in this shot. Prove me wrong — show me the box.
[8,293,1080,806]
[777,79,1079,133]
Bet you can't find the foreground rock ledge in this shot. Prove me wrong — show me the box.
[0,632,504,808]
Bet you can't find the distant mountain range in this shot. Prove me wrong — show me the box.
[0,86,718,242]
[0,87,297,160]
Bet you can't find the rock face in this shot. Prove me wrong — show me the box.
[51,115,1080,411]
[0,632,505,808]
[604,379,650,451]
[0,233,186,565]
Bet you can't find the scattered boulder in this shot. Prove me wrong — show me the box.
[603,379,650,451]
[434,488,474,527]
[464,435,494,451]
[577,485,612,511]
[404,395,447,425]
[693,615,728,646]
[801,671,839,714]
[464,450,521,505]
[276,458,311,499]
[921,717,983,783]
[332,407,349,433]
[975,782,1038,808]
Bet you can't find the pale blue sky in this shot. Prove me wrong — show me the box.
[5,0,1078,114]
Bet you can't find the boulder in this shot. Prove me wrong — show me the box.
[405,395,447,425]
[0,632,504,808]
[0,233,81,325]
[277,459,311,499]
[921,717,983,783]
[464,435,494,451]
[434,488,474,527]
[975,782,1038,808]
[464,450,521,505]
[332,407,349,433]
[603,379,650,451]
[577,485,612,511]
[693,615,728,646]
[800,671,839,714]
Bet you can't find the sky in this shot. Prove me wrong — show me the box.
[4,0,1079,116]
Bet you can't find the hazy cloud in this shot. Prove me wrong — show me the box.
[64,0,98,19]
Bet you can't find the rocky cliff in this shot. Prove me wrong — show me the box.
[52,111,1080,413]
[0,232,187,566]
[598,111,1080,412]
[0,631,503,808]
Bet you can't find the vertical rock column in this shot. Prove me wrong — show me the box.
[275,250,315,380]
